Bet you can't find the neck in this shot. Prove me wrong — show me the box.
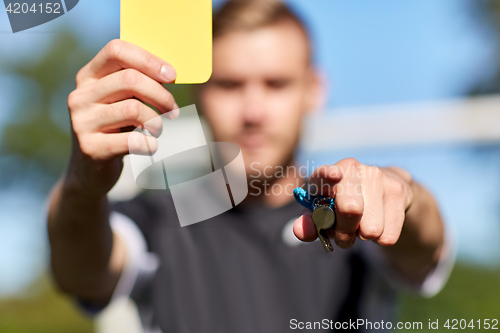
[246,159,306,208]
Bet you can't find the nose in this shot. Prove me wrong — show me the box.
[241,82,266,125]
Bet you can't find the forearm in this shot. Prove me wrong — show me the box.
[380,181,444,284]
[47,176,124,304]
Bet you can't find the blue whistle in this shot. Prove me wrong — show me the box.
[293,187,335,211]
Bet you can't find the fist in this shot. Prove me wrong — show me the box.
[64,39,179,195]
[293,158,414,249]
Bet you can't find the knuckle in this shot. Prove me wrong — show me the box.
[79,136,94,157]
[144,115,163,136]
[342,157,360,168]
[67,90,81,110]
[106,39,124,60]
[336,157,361,178]
[337,200,363,216]
[122,99,141,122]
[75,68,85,86]
[128,131,145,154]
[388,179,405,196]
[119,69,140,89]
[71,115,85,135]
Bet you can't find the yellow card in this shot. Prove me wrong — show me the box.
[121,0,213,84]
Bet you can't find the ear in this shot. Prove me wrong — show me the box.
[305,66,327,115]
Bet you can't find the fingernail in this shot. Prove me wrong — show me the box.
[337,239,354,249]
[165,108,180,120]
[336,240,349,248]
[161,65,177,82]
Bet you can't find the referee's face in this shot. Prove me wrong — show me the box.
[199,20,321,181]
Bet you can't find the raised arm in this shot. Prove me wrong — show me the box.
[47,39,177,304]
[293,158,445,284]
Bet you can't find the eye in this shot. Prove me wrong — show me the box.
[266,79,291,89]
[213,79,243,90]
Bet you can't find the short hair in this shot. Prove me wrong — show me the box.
[213,0,312,63]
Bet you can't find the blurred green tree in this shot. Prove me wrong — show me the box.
[0,30,196,190]
[0,31,89,182]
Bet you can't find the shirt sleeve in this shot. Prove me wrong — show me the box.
[109,211,160,301]
[77,211,159,316]
[360,221,458,298]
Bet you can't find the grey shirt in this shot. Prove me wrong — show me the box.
[103,191,456,332]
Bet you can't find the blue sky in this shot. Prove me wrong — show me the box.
[0,0,498,296]
[1,0,492,108]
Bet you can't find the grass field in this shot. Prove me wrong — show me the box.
[0,278,93,333]
[0,263,498,332]
[398,263,500,331]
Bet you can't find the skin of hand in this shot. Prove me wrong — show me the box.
[47,39,178,303]
[292,158,445,284]
[65,39,179,196]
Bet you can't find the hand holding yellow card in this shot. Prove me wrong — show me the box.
[121,0,213,84]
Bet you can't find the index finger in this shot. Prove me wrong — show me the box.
[307,164,343,197]
[78,39,177,85]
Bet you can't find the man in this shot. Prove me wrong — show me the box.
[48,0,453,332]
